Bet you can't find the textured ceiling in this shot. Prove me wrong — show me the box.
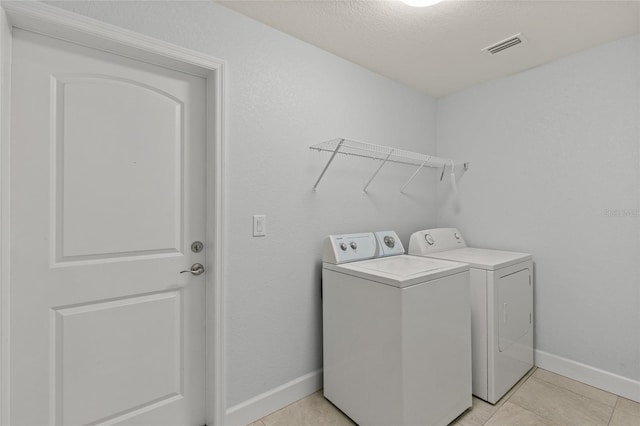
[217,0,640,97]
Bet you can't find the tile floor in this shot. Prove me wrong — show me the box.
[248,368,640,426]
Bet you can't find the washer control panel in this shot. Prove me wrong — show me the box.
[408,228,467,255]
[323,232,378,264]
[374,231,405,257]
[323,230,405,264]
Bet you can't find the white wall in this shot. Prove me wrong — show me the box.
[437,36,640,388]
[47,0,440,419]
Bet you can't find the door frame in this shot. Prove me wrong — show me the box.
[0,2,226,425]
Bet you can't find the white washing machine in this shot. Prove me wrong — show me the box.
[409,228,534,404]
[322,231,472,426]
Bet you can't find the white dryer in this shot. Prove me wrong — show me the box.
[409,228,534,404]
[322,231,472,426]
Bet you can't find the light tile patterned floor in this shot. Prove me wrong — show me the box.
[248,368,640,426]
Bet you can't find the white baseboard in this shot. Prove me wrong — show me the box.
[535,350,640,403]
[224,369,323,426]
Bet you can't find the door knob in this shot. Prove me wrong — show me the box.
[180,263,205,276]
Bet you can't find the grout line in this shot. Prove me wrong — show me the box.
[515,374,618,426]
[497,398,553,426]
[607,397,620,426]
[533,369,617,407]
[497,366,538,406]
[457,368,540,426]
[528,375,595,402]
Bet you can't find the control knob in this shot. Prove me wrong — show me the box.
[340,243,348,251]
[425,234,435,245]
[350,241,358,250]
[383,235,395,248]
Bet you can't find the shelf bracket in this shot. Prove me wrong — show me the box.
[362,150,393,193]
[400,159,428,193]
[312,138,344,192]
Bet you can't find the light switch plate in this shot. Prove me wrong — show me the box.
[253,215,266,237]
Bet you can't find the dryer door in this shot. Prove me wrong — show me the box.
[497,268,531,352]
[487,261,534,403]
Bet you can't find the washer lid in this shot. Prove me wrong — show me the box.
[420,247,532,271]
[324,255,469,288]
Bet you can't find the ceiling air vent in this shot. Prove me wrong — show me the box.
[482,33,527,55]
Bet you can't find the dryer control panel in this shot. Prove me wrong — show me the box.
[409,228,467,254]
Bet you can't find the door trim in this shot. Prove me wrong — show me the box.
[0,2,227,425]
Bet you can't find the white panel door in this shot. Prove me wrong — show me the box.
[10,29,206,425]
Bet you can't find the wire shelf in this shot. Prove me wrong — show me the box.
[310,138,451,168]
[309,138,469,192]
